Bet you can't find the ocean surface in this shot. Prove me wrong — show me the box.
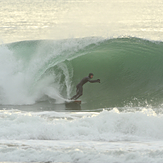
[0,0,163,162]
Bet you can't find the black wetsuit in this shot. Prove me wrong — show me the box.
[71,76,100,100]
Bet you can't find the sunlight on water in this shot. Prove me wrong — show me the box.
[0,0,163,43]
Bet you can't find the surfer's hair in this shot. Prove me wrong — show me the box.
[89,73,94,77]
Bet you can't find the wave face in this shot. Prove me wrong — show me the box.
[0,37,163,108]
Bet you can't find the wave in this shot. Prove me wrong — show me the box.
[0,108,163,141]
[1,108,163,162]
[0,37,163,108]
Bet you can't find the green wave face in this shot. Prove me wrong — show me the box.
[2,37,163,108]
[69,38,163,108]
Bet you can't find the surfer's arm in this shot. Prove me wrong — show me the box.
[88,79,100,83]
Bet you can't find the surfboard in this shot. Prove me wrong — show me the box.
[65,100,81,105]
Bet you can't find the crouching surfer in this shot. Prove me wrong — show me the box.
[71,73,100,100]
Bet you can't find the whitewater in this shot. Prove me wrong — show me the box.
[1,0,163,162]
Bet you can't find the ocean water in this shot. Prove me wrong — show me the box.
[1,0,163,162]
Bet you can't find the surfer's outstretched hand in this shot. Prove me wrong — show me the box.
[97,79,100,83]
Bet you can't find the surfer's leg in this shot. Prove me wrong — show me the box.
[71,86,80,100]
[74,87,83,100]
[71,95,77,100]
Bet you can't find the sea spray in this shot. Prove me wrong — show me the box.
[0,37,102,105]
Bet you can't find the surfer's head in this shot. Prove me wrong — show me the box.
[89,73,94,79]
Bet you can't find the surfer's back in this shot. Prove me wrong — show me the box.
[77,76,89,87]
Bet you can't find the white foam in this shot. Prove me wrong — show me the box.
[0,38,103,105]
[0,139,163,163]
[0,108,163,141]
[0,108,163,162]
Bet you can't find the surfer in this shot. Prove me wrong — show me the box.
[71,73,100,100]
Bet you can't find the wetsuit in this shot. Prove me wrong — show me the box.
[71,76,100,100]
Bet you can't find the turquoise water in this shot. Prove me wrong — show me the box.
[1,37,163,109]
